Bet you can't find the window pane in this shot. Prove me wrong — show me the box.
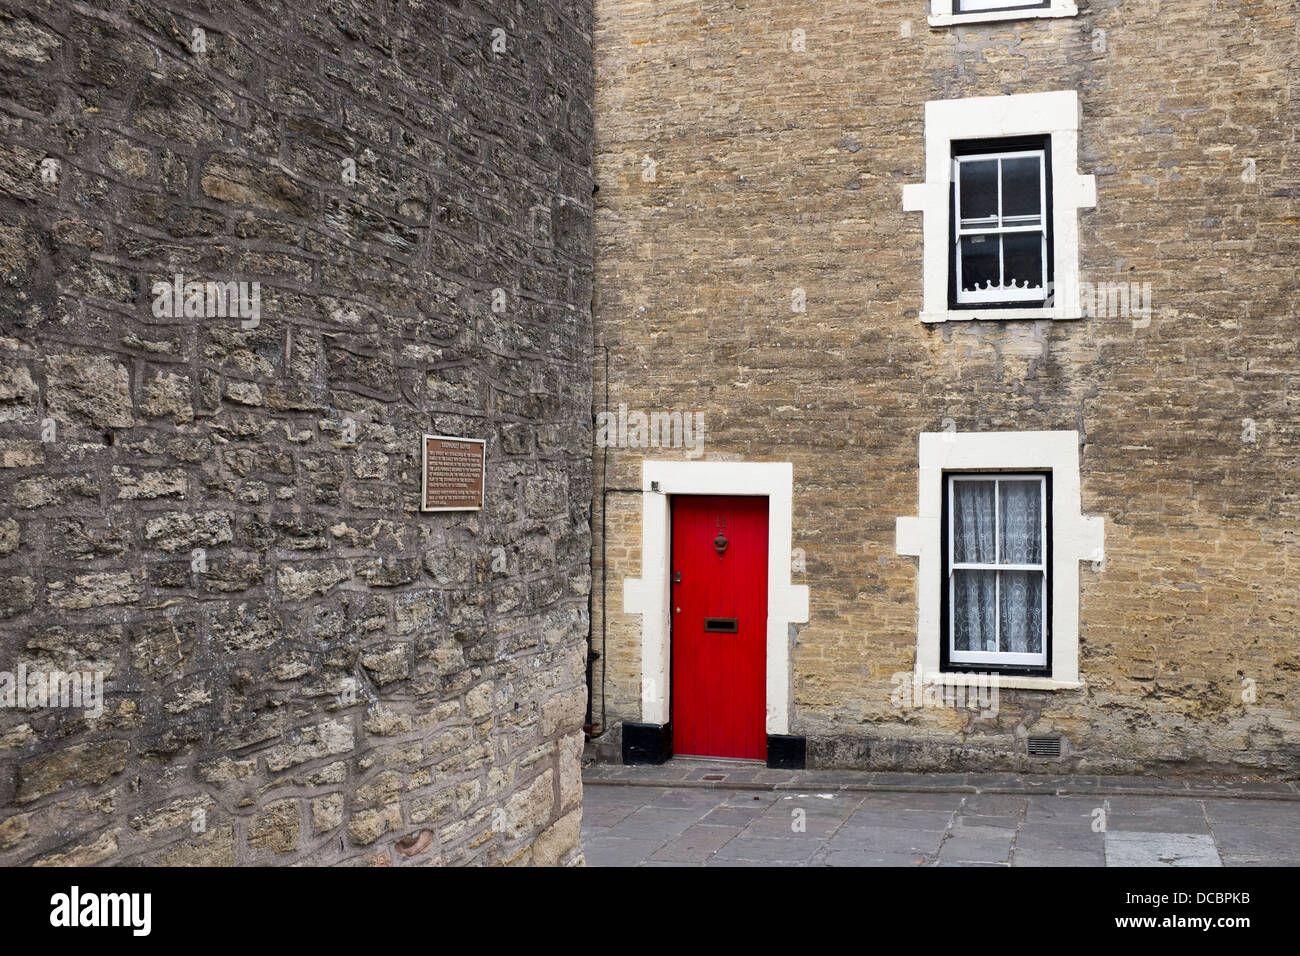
[999,479,1042,564]
[958,0,1044,10]
[953,570,997,652]
[1000,156,1042,220]
[1001,231,1044,292]
[958,160,998,223]
[958,235,999,294]
[999,571,1043,653]
[952,480,995,563]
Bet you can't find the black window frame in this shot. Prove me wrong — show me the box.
[939,469,1054,677]
[947,134,1055,311]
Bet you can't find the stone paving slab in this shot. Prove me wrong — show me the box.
[582,761,1300,867]
[1104,832,1221,867]
[961,793,1031,815]
[1222,853,1300,867]
[649,826,738,863]
[699,806,767,827]
[710,835,820,864]
[817,849,931,867]
[1211,824,1300,857]
[828,825,946,856]
[582,836,666,867]
[940,836,1015,864]
[960,813,1021,829]
[845,806,955,829]
[1205,801,1300,827]
[1012,825,1105,852]
[1010,846,1107,867]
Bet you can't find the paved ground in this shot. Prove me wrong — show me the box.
[581,762,1300,867]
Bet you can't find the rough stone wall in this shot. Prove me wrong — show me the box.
[590,1,1299,773]
[0,0,592,865]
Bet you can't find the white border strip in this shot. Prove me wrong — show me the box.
[622,461,809,735]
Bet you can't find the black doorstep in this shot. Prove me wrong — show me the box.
[766,734,807,770]
[621,721,672,764]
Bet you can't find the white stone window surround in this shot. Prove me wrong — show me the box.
[622,461,810,735]
[929,0,1078,28]
[902,90,1096,324]
[895,431,1104,691]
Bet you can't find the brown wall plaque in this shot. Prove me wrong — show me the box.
[421,435,486,512]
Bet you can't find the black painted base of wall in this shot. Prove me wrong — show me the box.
[622,722,672,764]
[766,734,806,769]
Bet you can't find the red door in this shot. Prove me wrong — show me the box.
[671,495,769,760]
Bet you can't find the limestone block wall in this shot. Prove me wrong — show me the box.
[0,0,593,865]
[590,0,1298,773]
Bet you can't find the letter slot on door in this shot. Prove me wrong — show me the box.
[703,618,738,633]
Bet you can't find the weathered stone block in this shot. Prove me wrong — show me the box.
[140,371,194,423]
[45,572,140,610]
[45,354,132,428]
[0,813,29,850]
[16,741,129,804]
[347,805,402,847]
[0,518,20,556]
[312,793,344,832]
[248,800,300,853]
[156,824,237,867]
[32,829,119,867]
[359,644,410,686]
[532,808,582,867]
[504,770,554,839]
[263,720,355,772]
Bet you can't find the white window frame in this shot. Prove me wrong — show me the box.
[902,90,1096,324]
[946,474,1048,668]
[929,0,1077,28]
[895,431,1104,691]
[953,148,1049,305]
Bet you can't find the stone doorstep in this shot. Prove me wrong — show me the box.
[582,765,1300,803]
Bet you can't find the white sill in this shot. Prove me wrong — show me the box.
[931,673,1084,692]
[921,307,1083,324]
[929,5,1077,28]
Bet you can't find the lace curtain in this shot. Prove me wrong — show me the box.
[952,479,1043,654]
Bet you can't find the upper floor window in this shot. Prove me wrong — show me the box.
[929,0,1077,27]
[902,90,1095,324]
[952,139,1052,309]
